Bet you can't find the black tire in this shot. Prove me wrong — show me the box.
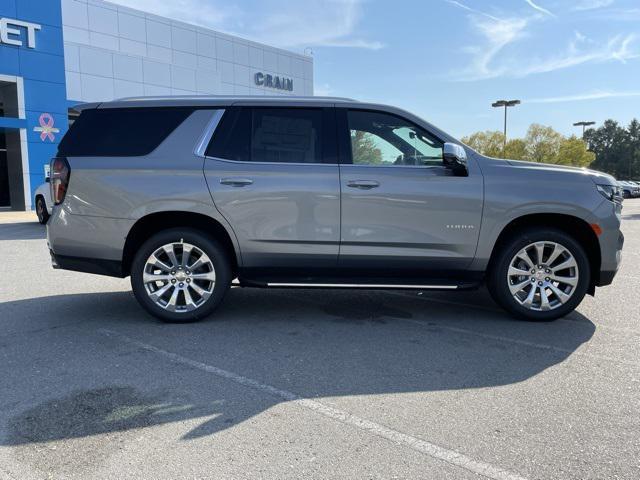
[487,228,590,321]
[35,196,49,224]
[130,228,232,323]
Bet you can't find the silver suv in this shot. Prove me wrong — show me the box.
[47,96,624,322]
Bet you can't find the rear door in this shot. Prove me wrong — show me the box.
[204,106,340,269]
[337,108,483,272]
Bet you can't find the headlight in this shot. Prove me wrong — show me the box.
[596,184,623,202]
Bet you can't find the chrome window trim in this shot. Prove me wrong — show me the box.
[204,155,340,167]
[340,163,446,170]
[203,156,448,169]
[194,109,225,158]
[203,156,451,170]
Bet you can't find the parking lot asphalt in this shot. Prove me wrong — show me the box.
[1,202,639,480]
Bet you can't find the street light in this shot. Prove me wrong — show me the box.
[492,99,520,156]
[573,121,596,138]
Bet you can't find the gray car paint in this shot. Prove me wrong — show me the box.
[205,158,340,268]
[47,96,622,288]
[338,161,483,270]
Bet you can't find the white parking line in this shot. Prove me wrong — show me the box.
[100,328,528,480]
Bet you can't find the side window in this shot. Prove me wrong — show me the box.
[347,110,443,167]
[206,107,325,164]
[57,108,193,157]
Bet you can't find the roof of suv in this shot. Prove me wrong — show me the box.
[76,95,359,111]
[72,95,459,144]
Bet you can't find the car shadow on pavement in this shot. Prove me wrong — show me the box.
[1,287,596,455]
[0,220,45,241]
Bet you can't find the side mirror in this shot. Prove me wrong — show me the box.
[45,177,50,183]
[443,143,468,176]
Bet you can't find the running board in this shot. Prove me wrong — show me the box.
[234,278,480,290]
[266,282,459,290]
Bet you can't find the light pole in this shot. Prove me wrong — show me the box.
[492,99,520,156]
[573,121,595,138]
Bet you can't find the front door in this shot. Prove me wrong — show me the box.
[338,109,483,273]
[204,107,340,269]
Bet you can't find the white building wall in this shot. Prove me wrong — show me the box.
[60,0,314,102]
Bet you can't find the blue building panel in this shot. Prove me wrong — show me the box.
[21,24,65,56]
[0,0,17,17]
[23,79,68,115]
[0,46,20,75]
[18,50,67,85]
[0,117,27,129]
[26,141,59,194]
[16,0,63,28]
[1,0,68,210]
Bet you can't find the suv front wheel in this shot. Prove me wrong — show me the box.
[488,228,590,321]
[131,228,232,322]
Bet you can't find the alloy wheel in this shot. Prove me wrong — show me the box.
[507,241,579,311]
[142,241,216,312]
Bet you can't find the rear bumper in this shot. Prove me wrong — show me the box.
[46,206,133,272]
[50,250,125,277]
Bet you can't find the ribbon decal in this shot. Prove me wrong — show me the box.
[33,113,60,142]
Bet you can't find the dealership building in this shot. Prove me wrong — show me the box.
[0,0,314,211]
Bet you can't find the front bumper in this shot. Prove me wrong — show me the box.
[591,195,624,287]
[595,230,623,287]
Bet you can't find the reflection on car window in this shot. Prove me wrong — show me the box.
[252,109,321,164]
[207,107,323,163]
[348,110,443,167]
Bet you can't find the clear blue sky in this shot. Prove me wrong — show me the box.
[113,0,640,139]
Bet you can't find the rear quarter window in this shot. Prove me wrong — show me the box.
[57,107,193,157]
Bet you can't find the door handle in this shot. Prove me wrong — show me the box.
[347,180,380,189]
[220,177,253,187]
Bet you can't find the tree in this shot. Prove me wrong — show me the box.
[461,131,504,158]
[524,124,563,164]
[557,136,595,167]
[462,120,638,175]
[585,119,638,179]
[626,119,640,179]
[503,138,527,160]
[351,131,382,164]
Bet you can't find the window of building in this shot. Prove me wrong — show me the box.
[347,110,443,167]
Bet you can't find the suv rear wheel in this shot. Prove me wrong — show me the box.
[131,228,232,322]
[488,228,590,321]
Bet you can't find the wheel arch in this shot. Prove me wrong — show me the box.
[122,211,240,277]
[487,213,601,294]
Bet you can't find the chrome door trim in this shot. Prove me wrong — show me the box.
[194,109,225,158]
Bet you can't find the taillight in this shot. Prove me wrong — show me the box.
[50,157,70,205]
